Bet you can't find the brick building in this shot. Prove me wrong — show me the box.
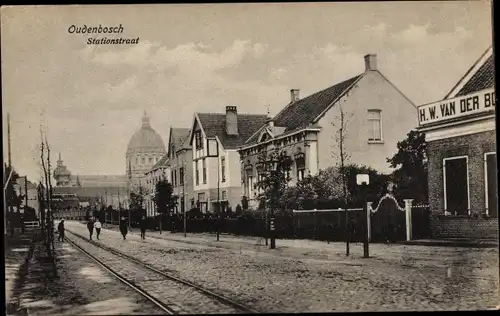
[417,46,497,239]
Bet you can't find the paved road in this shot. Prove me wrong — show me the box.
[65,221,499,312]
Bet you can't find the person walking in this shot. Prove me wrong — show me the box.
[87,218,94,240]
[119,217,128,240]
[58,219,65,242]
[94,218,102,240]
[139,216,147,239]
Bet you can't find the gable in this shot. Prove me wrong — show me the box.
[188,115,205,147]
[257,128,273,143]
[445,46,494,99]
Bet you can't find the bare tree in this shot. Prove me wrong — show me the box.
[45,133,55,253]
[39,124,55,255]
[39,125,48,241]
[330,101,353,256]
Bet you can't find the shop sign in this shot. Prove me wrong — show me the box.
[418,88,495,126]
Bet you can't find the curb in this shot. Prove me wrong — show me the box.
[398,240,498,248]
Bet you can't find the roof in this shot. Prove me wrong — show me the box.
[196,113,269,149]
[170,128,191,150]
[53,186,126,198]
[245,74,362,145]
[455,54,495,97]
[69,175,128,188]
[16,178,37,190]
[151,154,169,170]
[444,46,494,99]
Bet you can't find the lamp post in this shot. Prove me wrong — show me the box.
[356,174,370,258]
[206,138,221,242]
[182,161,187,238]
[269,154,279,250]
[216,142,221,242]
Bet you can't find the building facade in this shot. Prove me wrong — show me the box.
[167,128,193,214]
[417,46,497,239]
[188,107,268,213]
[238,54,418,207]
[144,155,169,218]
[126,111,167,191]
[53,154,128,210]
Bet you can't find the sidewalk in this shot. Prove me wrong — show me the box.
[99,221,498,250]
[4,229,38,305]
[400,238,498,248]
[92,221,497,268]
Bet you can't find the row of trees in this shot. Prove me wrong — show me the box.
[249,129,428,215]
[124,127,428,231]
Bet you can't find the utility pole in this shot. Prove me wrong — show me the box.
[8,113,12,168]
[118,187,121,226]
[183,161,187,238]
[216,142,220,242]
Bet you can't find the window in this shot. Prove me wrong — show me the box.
[195,161,199,185]
[202,159,207,184]
[141,157,145,164]
[296,153,306,181]
[222,191,227,201]
[247,176,254,198]
[367,110,382,141]
[485,152,497,217]
[221,157,226,182]
[135,157,138,164]
[170,171,174,185]
[179,167,184,186]
[149,157,153,163]
[174,170,177,187]
[443,156,469,216]
[195,131,203,150]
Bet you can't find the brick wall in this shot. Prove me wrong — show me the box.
[427,130,496,216]
[430,215,499,239]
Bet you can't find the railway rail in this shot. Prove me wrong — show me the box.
[65,229,260,315]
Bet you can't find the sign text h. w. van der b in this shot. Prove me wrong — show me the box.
[418,88,495,126]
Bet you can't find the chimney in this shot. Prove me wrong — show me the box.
[364,54,377,71]
[225,106,238,136]
[290,89,300,103]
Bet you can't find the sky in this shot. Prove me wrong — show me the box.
[1,2,493,182]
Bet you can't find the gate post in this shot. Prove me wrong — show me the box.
[404,199,413,241]
[367,202,373,242]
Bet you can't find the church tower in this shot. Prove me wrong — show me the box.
[53,153,72,187]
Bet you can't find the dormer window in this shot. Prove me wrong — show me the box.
[195,131,203,150]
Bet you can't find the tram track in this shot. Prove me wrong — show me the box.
[65,229,260,314]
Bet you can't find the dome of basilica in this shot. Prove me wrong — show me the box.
[126,112,166,155]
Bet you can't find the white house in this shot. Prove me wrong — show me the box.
[238,54,418,207]
[188,106,268,213]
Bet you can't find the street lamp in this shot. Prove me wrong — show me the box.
[356,173,370,258]
[206,138,220,242]
[182,161,187,238]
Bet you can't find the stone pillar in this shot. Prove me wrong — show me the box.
[404,199,414,241]
[367,202,373,242]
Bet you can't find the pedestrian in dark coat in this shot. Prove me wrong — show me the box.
[58,219,65,242]
[119,217,128,240]
[87,219,94,240]
[140,216,147,239]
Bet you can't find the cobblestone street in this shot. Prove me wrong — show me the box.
[64,221,499,312]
